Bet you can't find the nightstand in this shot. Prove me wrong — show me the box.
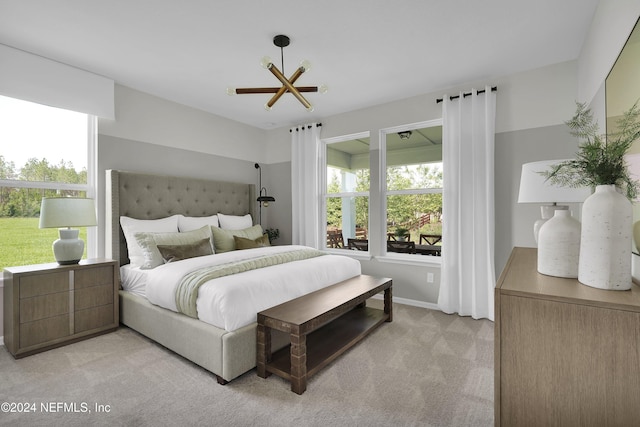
[3,258,119,358]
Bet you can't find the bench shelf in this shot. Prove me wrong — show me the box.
[257,274,392,394]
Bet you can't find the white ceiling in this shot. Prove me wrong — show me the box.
[0,0,599,130]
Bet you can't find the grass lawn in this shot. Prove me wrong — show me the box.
[0,217,87,270]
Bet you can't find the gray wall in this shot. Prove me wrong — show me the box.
[96,135,263,258]
[494,124,581,274]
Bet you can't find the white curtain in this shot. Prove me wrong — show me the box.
[291,123,322,248]
[438,86,496,321]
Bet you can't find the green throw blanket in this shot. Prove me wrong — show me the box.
[175,248,325,318]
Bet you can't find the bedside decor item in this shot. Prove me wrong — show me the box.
[39,197,97,265]
[542,101,640,290]
[579,185,632,289]
[265,227,280,244]
[537,209,581,278]
[518,160,590,243]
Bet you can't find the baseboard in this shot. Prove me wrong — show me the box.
[0,337,4,347]
[371,294,439,311]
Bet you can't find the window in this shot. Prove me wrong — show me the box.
[0,95,96,270]
[383,122,442,257]
[323,132,370,251]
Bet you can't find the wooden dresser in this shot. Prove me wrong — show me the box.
[495,247,640,426]
[3,259,119,358]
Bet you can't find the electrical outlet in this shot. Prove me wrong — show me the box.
[427,273,434,283]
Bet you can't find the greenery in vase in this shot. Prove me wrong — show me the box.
[265,227,280,243]
[542,101,640,200]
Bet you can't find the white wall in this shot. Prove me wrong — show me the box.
[99,85,268,163]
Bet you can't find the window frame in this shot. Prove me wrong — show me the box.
[321,131,371,258]
[378,119,443,265]
[0,112,98,261]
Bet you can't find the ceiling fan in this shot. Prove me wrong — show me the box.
[227,34,327,111]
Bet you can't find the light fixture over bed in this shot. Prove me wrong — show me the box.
[255,163,275,225]
[227,34,327,111]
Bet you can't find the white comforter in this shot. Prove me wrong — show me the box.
[143,245,361,332]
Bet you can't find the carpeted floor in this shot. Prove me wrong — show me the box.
[0,300,494,426]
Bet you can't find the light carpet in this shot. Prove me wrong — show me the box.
[0,300,494,426]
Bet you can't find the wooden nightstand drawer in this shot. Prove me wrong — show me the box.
[19,291,70,323]
[75,265,114,289]
[75,283,114,311]
[20,314,70,348]
[19,271,69,298]
[3,259,119,358]
[76,304,114,333]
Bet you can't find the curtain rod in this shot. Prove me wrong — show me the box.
[436,86,497,104]
[290,123,322,132]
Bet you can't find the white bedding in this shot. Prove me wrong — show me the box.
[130,245,361,332]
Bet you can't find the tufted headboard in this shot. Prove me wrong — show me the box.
[106,169,256,266]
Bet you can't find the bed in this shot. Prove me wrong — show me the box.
[105,170,361,384]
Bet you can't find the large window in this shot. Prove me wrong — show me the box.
[323,132,370,251]
[383,122,442,257]
[0,95,96,270]
[322,122,443,260]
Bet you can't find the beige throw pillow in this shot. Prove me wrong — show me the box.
[234,234,271,250]
[157,238,213,263]
[210,224,263,253]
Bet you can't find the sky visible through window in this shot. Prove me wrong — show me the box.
[0,95,87,173]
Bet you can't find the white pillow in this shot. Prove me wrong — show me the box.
[217,213,252,230]
[178,214,219,232]
[134,225,213,269]
[120,215,180,267]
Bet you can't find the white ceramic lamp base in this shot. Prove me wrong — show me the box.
[52,228,84,265]
[537,210,581,278]
[534,205,569,244]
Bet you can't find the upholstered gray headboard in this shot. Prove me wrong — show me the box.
[106,169,256,266]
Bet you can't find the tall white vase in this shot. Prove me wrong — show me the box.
[538,210,581,278]
[578,185,632,290]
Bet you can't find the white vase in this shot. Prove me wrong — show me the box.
[537,210,581,278]
[578,185,632,290]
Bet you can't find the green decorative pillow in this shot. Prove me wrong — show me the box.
[157,238,213,263]
[210,224,263,253]
[134,225,213,269]
[234,234,271,250]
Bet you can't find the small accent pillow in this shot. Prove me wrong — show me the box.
[210,224,263,253]
[217,213,252,230]
[178,214,219,232]
[234,234,271,250]
[135,225,213,269]
[120,215,180,267]
[157,238,213,263]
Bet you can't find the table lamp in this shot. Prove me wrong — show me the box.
[518,160,591,243]
[39,197,97,265]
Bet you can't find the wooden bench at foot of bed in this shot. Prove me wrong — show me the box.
[257,274,392,394]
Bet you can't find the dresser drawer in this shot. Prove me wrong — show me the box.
[19,291,70,323]
[20,314,70,348]
[19,271,69,298]
[75,266,114,289]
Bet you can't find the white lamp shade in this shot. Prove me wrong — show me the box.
[518,160,591,203]
[39,197,97,228]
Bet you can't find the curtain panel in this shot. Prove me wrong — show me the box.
[438,86,496,321]
[291,123,322,248]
